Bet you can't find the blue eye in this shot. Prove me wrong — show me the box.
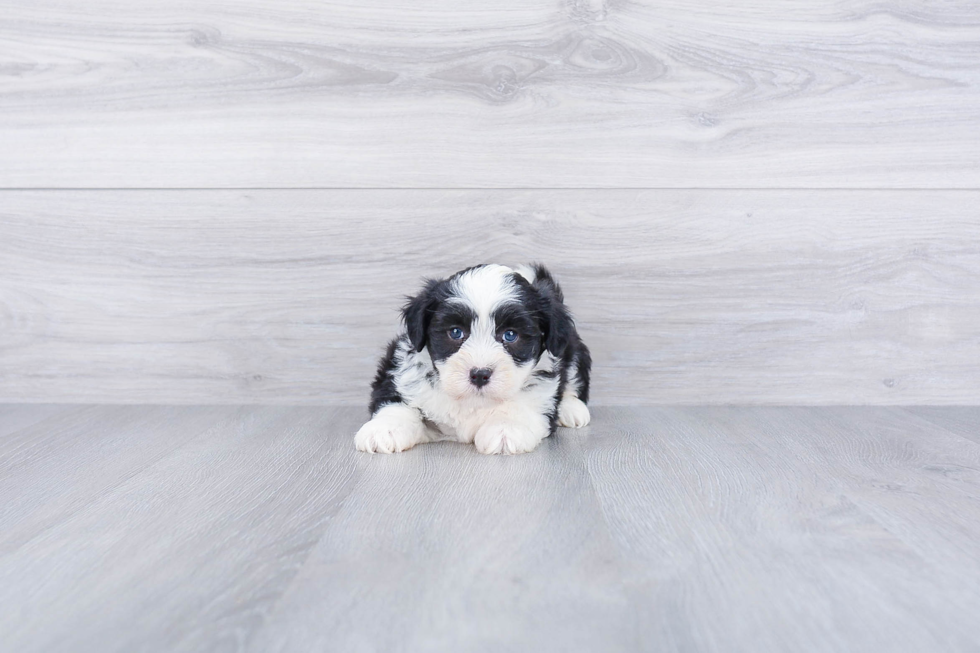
[502,330,518,343]
[449,327,465,340]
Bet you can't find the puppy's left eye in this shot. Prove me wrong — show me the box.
[502,330,518,343]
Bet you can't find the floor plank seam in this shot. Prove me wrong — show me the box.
[244,456,370,645]
[897,408,980,448]
[0,410,227,556]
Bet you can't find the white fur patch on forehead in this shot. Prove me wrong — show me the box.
[448,264,518,318]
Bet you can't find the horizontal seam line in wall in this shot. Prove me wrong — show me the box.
[2,187,980,192]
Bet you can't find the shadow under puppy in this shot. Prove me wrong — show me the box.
[355,263,591,455]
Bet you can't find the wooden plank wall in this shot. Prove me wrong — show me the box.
[1,1,978,404]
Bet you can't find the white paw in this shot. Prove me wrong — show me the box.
[354,406,425,454]
[557,395,591,428]
[474,421,544,455]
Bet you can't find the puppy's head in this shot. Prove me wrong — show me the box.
[402,264,572,402]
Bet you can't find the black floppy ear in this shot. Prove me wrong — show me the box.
[525,263,574,358]
[544,299,574,358]
[402,278,441,352]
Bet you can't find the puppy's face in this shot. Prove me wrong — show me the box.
[403,265,564,403]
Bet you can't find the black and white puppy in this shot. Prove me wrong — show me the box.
[355,263,591,455]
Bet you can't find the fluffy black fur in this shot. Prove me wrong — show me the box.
[524,264,591,403]
[369,337,404,415]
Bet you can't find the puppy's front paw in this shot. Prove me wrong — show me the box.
[474,421,544,455]
[557,395,591,428]
[354,408,425,454]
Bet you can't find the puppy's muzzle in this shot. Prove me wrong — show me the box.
[469,367,493,388]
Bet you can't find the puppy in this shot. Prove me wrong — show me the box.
[355,263,591,455]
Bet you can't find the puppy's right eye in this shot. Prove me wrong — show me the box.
[449,327,465,340]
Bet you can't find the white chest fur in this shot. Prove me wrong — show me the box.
[392,337,560,443]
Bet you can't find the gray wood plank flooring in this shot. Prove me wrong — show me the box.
[0,406,364,652]
[2,1,978,187]
[1,405,979,652]
[3,189,979,405]
[0,404,72,439]
[903,406,980,445]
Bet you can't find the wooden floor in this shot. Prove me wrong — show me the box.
[2,405,979,652]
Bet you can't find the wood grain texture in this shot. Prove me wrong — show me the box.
[902,406,980,445]
[0,405,236,553]
[2,405,980,652]
[0,405,364,652]
[582,407,980,652]
[0,403,72,438]
[2,189,978,405]
[249,425,632,653]
[1,1,978,187]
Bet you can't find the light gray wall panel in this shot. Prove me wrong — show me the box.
[1,1,978,188]
[1,189,977,405]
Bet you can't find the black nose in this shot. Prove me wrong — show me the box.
[469,367,493,388]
